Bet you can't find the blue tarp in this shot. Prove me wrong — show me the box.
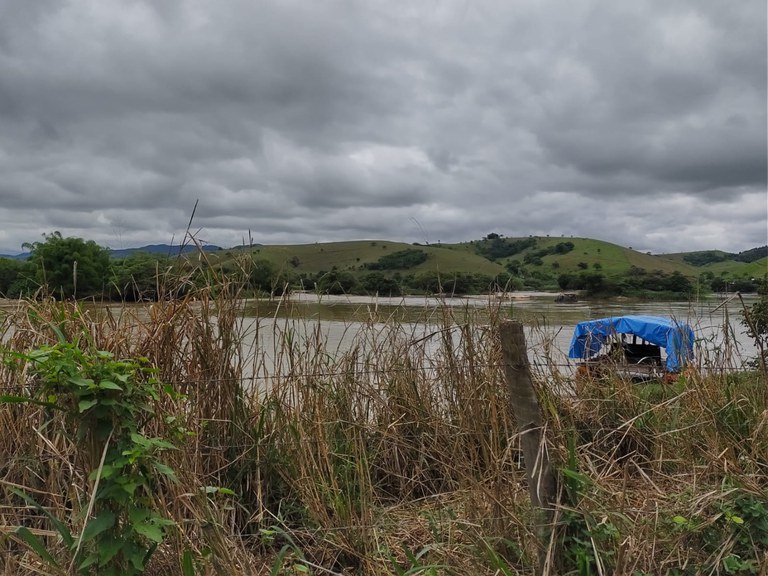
[568,315,695,372]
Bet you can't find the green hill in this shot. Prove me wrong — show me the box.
[204,236,765,295]
[657,248,767,288]
[444,236,700,275]
[217,240,504,276]
[6,233,761,300]
[660,246,767,269]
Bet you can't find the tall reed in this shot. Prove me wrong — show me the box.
[0,268,765,574]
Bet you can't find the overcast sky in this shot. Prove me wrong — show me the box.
[0,0,766,255]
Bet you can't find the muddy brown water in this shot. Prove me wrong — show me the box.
[1,294,759,386]
[238,293,759,381]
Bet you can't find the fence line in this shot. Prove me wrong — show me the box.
[0,361,752,392]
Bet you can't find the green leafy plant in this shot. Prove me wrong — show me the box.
[668,488,767,574]
[3,341,181,575]
[714,491,768,574]
[559,435,620,575]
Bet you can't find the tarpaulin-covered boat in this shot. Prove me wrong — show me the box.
[568,315,695,380]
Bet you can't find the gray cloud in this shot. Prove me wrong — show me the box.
[0,0,764,255]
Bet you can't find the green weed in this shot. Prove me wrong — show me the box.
[2,341,180,574]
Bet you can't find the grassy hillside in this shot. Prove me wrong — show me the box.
[659,253,767,279]
[660,246,768,277]
[214,237,706,277]
[700,257,768,279]
[203,236,764,295]
[521,237,694,275]
[216,241,505,276]
[660,250,730,264]
[447,236,699,275]
[4,234,760,300]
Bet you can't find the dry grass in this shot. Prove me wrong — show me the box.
[0,268,765,575]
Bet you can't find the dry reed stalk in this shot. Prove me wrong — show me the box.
[0,276,765,574]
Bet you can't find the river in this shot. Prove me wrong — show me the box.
[0,293,758,383]
[238,292,760,379]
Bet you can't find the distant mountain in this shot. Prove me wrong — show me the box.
[0,252,30,261]
[0,244,223,260]
[108,244,223,258]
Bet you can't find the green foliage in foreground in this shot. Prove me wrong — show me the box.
[562,368,768,575]
[2,340,179,575]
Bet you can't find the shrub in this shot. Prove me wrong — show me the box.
[4,341,179,574]
[360,272,402,296]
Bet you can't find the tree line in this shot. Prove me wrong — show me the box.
[1,233,760,300]
[0,233,515,300]
[0,233,175,300]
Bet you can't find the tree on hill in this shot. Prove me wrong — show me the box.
[249,258,277,293]
[734,246,768,263]
[24,232,111,298]
[683,251,729,266]
[475,237,536,261]
[505,260,522,275]
[363,249,428,270]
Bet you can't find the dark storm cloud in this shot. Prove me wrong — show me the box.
[529,1,767,196]
[0,0,764,254]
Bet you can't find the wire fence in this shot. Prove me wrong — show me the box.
[0,358,753,393]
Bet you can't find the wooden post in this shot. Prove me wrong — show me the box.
[499,321,559,571]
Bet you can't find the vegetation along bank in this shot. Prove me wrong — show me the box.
[0,231,765,300]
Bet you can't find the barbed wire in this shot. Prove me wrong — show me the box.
[0,358,751,392]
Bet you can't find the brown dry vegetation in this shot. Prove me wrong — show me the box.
[0,265,766,575]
